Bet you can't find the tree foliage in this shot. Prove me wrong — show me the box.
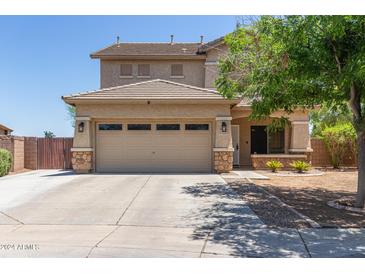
[216,16,365,207]
[44,131,55,138]
[66,105,76,127]
[0,149,12,177]
[310,104,353,137]
[322,123,357,168]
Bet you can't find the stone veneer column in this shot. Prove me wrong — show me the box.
[213,149,234,173]
[71,116,93,173]
[71,149,93,174]
[214,116,234,173]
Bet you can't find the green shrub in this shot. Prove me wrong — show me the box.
[290,160,311,173]
[0,149,12,177]
[322,123,356,168]
[266,160,283,173]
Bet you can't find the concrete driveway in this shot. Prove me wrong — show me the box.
[0,170,364,258]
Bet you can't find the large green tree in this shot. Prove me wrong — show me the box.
[216,16,365,207]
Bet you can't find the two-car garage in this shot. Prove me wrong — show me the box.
[95,121,212,173]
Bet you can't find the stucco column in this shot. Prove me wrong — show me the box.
[213,117,234,173]
[71,116,93,173]
[289,120,313,160]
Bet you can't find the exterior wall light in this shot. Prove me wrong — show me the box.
[78,122,85,133]
[221,121,227,133]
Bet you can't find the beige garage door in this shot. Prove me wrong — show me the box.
[96,121,212,173]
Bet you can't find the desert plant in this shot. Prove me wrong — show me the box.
[290,161,311,173]
[0,149,12,177]
[322,123,357,168]
[266,160,283,173]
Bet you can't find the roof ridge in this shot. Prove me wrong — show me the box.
[63,79,220,99]
[153,79,220,95]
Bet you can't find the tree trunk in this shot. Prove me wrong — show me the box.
[355,131,365,208]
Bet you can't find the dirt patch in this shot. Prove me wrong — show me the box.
[226,179,312,228]
[252,171,365,228]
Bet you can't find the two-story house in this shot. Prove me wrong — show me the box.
[62,35,312,174]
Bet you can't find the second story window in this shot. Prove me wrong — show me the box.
[138,64,150,77]
[120,64,133,77]
[171,64,184,78]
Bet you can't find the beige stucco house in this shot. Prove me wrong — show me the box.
[62,36,312,174]
[0,124,13,136]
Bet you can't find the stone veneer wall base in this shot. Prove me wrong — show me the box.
[71,151,93,173]
[251,154,308,170]
[214,151,233,173]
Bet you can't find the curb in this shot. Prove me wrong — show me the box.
[328,199,365,214]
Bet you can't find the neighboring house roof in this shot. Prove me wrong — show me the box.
[90,43,205,59]
[0,124,13,132]
[62,79,239,104]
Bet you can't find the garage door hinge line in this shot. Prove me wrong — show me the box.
[115,175,152,225]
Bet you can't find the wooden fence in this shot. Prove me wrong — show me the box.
[36,138,73,169]
[311,138,357,167]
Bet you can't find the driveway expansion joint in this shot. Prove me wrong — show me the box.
[297,229,312,258]
[115,175,152,225]
[86,226,120,258]
[0,211,24,225]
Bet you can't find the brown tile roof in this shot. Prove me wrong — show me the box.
[90,43,205,58]
[62,79,235,102]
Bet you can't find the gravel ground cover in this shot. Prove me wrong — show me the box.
[226,178,312,228]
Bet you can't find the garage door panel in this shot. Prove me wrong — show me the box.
[96,121,212,173]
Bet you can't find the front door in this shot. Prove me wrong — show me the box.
[251,126,267,154]
[231,125,240,166]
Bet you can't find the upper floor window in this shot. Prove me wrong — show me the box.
[171,64,184,77]
[138,64,150,77]
[120,64,133,77]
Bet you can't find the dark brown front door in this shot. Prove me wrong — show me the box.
[251,126,267,154]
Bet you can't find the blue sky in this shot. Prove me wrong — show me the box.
[0,16,237,137]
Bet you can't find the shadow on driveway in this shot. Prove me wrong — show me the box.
[182,182,307,257]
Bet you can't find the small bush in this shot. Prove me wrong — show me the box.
[266,160,283,173]
[0,149,12,177]
[290,160,311,173]
[322,123,356,168]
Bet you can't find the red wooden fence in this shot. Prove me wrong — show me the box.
[37,138,73,169]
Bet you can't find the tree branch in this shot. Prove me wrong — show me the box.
[329,40,342,74]
[349,82,362,122]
